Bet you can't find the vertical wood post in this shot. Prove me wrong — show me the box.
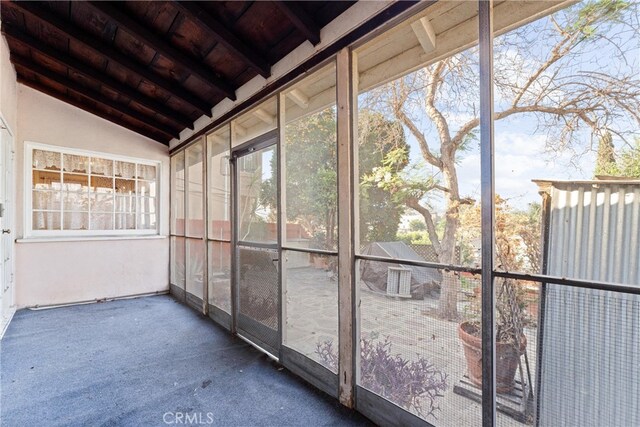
[479,1,497,426]
[336,48,355,408]
[202,136,209,316]
[277,93,288,349]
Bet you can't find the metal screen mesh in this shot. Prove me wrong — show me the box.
[170,236,185,290]
[185,238,205,300]
[238,246,279,351]
[208,241,231,314]
[357,259,482,425]
[284,251,338,373]
[536,285,639,427]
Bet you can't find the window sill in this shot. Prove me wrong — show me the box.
[16,235,167,243]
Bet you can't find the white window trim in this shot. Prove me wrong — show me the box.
[24,142,161,238]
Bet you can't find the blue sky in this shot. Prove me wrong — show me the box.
[396,1,638,212]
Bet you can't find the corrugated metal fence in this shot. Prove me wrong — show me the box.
[538,181,640,426]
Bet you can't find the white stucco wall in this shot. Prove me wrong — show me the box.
[15,85,170,308]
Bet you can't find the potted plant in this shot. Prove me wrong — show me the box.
[458,196,534,393]
[458,278,528,393]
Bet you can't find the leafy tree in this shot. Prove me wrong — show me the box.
[363,0,639,319]
[594,132,618,177]
[408,219,427,232]
[263,108,408,249]
[358,110,410,244]
[618,139,640,178]
[593,134,640,178]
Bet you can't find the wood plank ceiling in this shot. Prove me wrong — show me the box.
[0,1,356,144]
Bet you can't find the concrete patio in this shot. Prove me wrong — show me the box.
[0,295,370,426]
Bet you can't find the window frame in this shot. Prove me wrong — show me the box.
[25,141,161,238]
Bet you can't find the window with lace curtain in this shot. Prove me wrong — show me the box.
[27,143,160,236]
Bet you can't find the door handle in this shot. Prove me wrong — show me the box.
[2,229,10,234]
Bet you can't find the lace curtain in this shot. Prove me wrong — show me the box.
[115,161,136,179]
[63,154,89,173]
[31,149,156,232]
[32,150,61,170]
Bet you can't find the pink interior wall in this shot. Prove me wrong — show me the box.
[14,86,170,307]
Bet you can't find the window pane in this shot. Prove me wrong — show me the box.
[171,152,185,235]
[237,144,277,243]
[63,154,89,173]
[63,212,89,230]
[63,191,89,211]
[170,236,186,289]
[115,196,135,214]
[137,196,156,215]
[137,213,156,230]
[90,176,114,193]
[62,174,89,192]
[90,157,113,176]
[283,63,337,251]
[115,213,135,230]
[115,178,135,194]
[90,194,114,213]
[114,161,136,178]
[207,126,231,241]
[32,211,60,230]
[232,97,277,147]
[186,238,205,299]
[33,171,61,190]
[186,141,204,237]
[33,149,61,171]
[208,241,231,313]
[136,180,156,197]
[90,213,114,230]
[33,190,61,211]
[137,164,156,180]
[284,251,338,373]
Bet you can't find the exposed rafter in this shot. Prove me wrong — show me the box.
[17,76,167,143]
[12,54,179,140]
[273,1,321,46]
[2,23,194,131]
[7,1,213,117]
[87,1,237,100]
[286,88,309,109]
[1,0,355,144]
[172,1,270,79]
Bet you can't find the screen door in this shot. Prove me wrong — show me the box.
[233,132,279,356]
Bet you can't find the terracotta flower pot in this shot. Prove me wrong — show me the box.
[458,321,527,394]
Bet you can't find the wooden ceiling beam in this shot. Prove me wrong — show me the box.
[172,1,271,78]
[273,1,321,46]
[8,1,213,117]
[17,76,168,144]
[87,1,237,100]
[2,23,194,131]
[12,53,179,140]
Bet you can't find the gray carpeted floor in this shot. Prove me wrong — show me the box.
[1,295,371,426]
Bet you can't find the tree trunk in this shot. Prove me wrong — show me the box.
[436,156,461,320]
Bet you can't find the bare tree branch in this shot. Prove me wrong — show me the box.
[406,197,441,254]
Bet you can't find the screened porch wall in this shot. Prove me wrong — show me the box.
[168,1,640,426]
